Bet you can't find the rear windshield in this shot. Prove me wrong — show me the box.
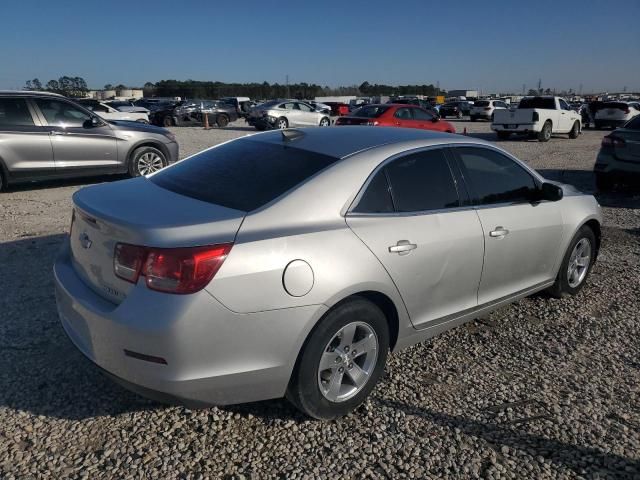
[474,101,490,107]
[150,140,340,211]
[353,106,389,118]
[518,97,556,109]
[624,115,640,130]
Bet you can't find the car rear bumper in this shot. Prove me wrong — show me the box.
[54,238,325,406]
[595,151,640,175]
[595,119,628,127]
[470,112,492,119]
[491,122,537,133]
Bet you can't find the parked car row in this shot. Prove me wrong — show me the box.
[150,100,238,128]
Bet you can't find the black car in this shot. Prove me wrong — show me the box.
[439,102,471,118]
[150,100,238,127]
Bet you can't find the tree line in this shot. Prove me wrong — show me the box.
[25,77,89,98]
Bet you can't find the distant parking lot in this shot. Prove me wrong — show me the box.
[1,120,639,479]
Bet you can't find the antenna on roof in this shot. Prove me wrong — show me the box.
[281,129,305,142]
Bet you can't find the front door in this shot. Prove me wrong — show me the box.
[452,146,564,304]
[0,97,54,178]
[34,98,119,171]
[346,147,484,328]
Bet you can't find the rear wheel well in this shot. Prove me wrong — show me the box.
[353,291,399,350]
[583,219,602,259]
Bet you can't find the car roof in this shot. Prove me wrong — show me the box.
[0,90,64,98]
[246,126,483,159]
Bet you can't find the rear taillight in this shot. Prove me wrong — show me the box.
[114,243,232,294]
[601,135,625,148]
[366,120,379,126]
[532,112,539,122]
[624,108,630,114]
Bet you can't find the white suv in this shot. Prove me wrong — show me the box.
[594,101,640,129]
[470,99,508,121]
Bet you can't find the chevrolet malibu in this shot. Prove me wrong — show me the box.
[55,127,602,419]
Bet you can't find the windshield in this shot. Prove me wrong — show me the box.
[150,139,340,211]
[474,101,489,107]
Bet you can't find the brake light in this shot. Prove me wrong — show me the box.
[624,108,630,114]
[601,135,625,148]
[366,121,379,126]
[114,243,232,294]
[532,112,539,122]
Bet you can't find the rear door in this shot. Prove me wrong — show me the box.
[393,107,413,128]
[452,146,564,304]
[346,147,484,328]
[558,99,573,131]
[0,97,54,178]
[297,102,319,126]
[283,102,302,126]
[33,97,120,171]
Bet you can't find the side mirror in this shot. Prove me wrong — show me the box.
[83,116,101,128]
[538,182,563,202]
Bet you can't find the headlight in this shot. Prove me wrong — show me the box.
[164,132,176,142]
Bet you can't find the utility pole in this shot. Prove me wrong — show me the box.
[286,74,290,98]
[436,80,439,96]
[538,78,542,94]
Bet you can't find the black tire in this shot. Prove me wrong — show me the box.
[441,114,447,119]
[254,124,266,131]
[497,131,511,140]
[319,117,330,127]
[595,172,615,192]
[547,226,596,298]
[537,121,552,142]
[568,121,580,139]
[287,297,390,420]
[470,116,476,122]
[277,117,288,129]
[163,115,173,127]
[128,146,167,177]
[490,113,495,123]
[0,168,5,193]
[216,114,229,128]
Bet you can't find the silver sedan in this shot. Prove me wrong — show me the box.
[54,127,602,419]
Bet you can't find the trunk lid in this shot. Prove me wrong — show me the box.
[70,177,245,304]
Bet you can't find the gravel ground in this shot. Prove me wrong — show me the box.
[1,120,639,479]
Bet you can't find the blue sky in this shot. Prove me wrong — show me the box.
[1,0,638,93]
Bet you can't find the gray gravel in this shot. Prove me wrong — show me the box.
[1,120,639,479]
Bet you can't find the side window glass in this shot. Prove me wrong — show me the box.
[36,99,91,127]
[385,149,459,212]
[412,108,433,121]
[298,103,313,112]
[394,108,412,120]
[456,147,537,205]
[353,170,394,213]
[0,98,35,127]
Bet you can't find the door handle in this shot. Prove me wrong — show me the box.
[489,227,510,238]
[50,130,68,136]
[389,240,417,255]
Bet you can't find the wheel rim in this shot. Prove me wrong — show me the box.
[320,119,329,126]
[137,152,164,175]
[317,321,378,403]
[544,125,551,140]
[567,238,591,288]
[278,119,287,129]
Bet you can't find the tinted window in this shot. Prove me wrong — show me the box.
[519,97,556,109]
[412,108,433,120]
[394,108,412,120]
[150,140,340,211]
[456,147,536,205]
[36,99,91,127]
[559,99,571,111]
[353,170,394,213]
[624,115,640,130]
[475,101,490,107]
[353,106,389,118]
[385,150,459,212]
[0,98,35,126]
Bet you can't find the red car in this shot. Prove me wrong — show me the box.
[323,102,350,116]
[335,104,456,133]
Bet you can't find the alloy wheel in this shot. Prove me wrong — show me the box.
[137,152,164,175]
[278,119,288,129]
[567,238,591,288]
[317,321,378,403]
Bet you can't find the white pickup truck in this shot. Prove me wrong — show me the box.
[492,96,581,142]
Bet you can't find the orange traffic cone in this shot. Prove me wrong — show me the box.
[203,113,210,130]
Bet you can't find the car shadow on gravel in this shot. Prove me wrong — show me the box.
[0,234,162,420]
[374,398,640,478]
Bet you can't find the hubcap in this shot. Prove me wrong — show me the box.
[137,152,164,175]
[320,119,329,126]
[317,321,378,403]
[567,238,591,288]
[278,120,287,129]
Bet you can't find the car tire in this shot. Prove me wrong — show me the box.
[568,121,580,139]
[595,172,615,192]
[163,116,174,127]
[128,146,168,177]
[497,131,511,140]
[490,113,494,122]
[0,168,5,193]
[277,117,289,129]
[255,124,266,131]
[319,117,330,127]
[286,297,390,420]
[216,114,229,128]
[594,121,603,130]
[537,121,552,142]
[547,225,596,298]
[470,116,476,122]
